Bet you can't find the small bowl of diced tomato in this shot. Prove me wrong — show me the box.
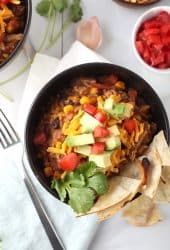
[132,6,170,73]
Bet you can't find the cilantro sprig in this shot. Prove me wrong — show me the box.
[36,0,83,50]
[51,162,108,214]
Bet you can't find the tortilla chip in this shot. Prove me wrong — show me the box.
[78,176,141,216]
[97,175,142,221]
[153,131,170,166]
[119,161,141,180]
[155,166,170,203]
[142,142,162,198]
[123,194,162,226]
[97,195,131,221]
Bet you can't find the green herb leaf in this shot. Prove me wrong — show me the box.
[70,0,83,22]
[76,161,97,178]
[65,172,85,188]
[52,0,68,12]
[88,173,108,195]
[36,0,51,17]
[68,187,95,213]
[51,180,67,201]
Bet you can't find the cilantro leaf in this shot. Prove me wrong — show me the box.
[51,180,67,201]
[36,0,51,17]
[76,161,98,178]
[65,172,85,188]
[52,0,68,12]
[70,0,83,22]
[68,187,95,213]
[88,173,108,195]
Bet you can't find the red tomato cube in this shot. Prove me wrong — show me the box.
[59,153,80,171]
[91,142,105,154]
[94,126,110,138]
[94,112,107,123]
[83,104,97,116]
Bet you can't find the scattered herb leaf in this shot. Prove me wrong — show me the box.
[88,173,108,195]
[68,187,95,213]
[36,0,51,17]
[51,161,108,213]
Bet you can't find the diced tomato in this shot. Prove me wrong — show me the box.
[165,52,170,66]
[147,34,161,46]
[59,153,80,171]
[161,35,170,46]
[143,19,161,29]
[157,63,168,69]
[91,142,105,154]
[160,24,170,34]
[158,11,170,24]
[93,126,110,138]
[33,132,46,145]
[94,112,107,123]
[83,104,97,116]
[151,52,164,66]
[135,41,144,55]
[136,11,170,70]
[143,28,160,36]
[0,0,10,3]
[123,119,136,134]
[143,47,151,62]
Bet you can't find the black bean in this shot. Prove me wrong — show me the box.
[53,118,60,129]
[142,157,150,168]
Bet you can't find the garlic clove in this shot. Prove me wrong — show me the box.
[76,16,102,50]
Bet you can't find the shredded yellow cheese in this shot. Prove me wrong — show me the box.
[62,110,83,136]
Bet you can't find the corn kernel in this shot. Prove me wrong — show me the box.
[64,105,73,114]
[90,87,97,95]
[80,96,90,105]
[114,81,125,90]
[56,141,62,149]
[97,96,103,103]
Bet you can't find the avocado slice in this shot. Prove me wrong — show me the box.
[89,152,112,168]
[105,135,121,151]
[103,98,115,114]
[66,133,94,147]
[80,112,102,132]
[111,103,133,119]
[75,145,91,156]
[108,125,120,136]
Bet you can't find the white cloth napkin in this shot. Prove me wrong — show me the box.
[0,41,109,250]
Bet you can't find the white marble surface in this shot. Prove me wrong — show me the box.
[1,0,170,250]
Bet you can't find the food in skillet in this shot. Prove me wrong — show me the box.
[0,0,26,64]
[33,74,170,224]
[114,0,159,5]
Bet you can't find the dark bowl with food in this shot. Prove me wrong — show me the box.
[25,63,170,204]
[0,0,32,69]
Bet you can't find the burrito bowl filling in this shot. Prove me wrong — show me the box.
[33,74,158,214]
[0,0,26,64]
